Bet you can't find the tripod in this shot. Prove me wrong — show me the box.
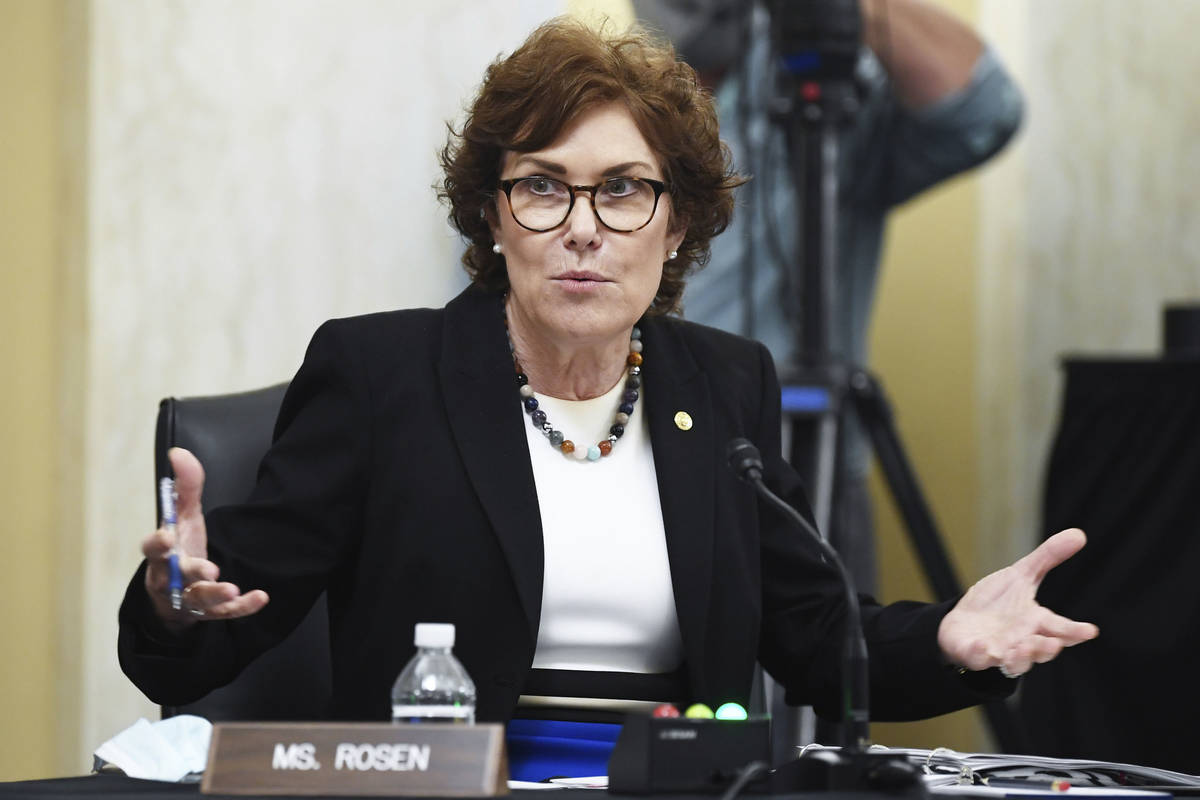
[758,0,1029,763]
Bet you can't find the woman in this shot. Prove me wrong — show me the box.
[120,18,1095,780]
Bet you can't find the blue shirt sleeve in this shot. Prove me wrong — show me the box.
[853,47,1026,207]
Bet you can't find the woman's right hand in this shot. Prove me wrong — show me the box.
[141,447,270,630]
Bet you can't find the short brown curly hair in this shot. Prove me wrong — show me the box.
[439,17,743,316]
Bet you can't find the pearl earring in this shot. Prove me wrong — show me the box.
[492,243,503,255]
[667,249,678,261]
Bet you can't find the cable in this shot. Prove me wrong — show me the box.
[719,760,771,800]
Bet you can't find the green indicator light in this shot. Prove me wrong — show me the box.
[683,703,714,719]
[714,702,748,720]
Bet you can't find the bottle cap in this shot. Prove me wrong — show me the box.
[414,622,456,648]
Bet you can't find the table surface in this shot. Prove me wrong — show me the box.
[0,773,883,800]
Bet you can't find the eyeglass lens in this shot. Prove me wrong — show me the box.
[508,177,659,231]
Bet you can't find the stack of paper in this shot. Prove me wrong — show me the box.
[884,746,1200,789]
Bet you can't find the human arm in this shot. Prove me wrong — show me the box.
[636,0,985,107]
[853,0,1025,206]
[744,338,1097,717]
[119,320,372,705]
[860,0,983,109]
[140,447,270,632]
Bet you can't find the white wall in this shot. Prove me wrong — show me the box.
[78,0,559,767]
[977,0,1200,570]
[69,0,1200,768]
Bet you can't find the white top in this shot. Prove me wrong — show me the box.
[520,378,684,676]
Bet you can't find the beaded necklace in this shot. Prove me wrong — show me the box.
[505,309,644,462]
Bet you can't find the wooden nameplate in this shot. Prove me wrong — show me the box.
[201,722,508,796]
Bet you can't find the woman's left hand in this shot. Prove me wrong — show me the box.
[938,528,1100,678]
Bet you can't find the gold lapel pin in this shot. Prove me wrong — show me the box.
[674,411,693,431]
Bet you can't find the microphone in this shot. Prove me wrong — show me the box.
[725,437,868,748]
[725,437,765,482]
[726,438,824,546]
[726,438,923,794]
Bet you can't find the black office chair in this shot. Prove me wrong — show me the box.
[154,383,333,721]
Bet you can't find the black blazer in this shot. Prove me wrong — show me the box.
[120,285,1003,722]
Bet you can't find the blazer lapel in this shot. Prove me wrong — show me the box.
[641,317,716,692]
[438,288,544,642]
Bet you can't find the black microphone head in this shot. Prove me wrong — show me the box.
[726,437,764,482]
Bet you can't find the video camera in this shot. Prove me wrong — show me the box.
[766,0,862,82]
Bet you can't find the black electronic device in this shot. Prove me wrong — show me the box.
[767,0,861,82]
[768,747,927,796]
[1164,304,1200,356]
[608,715,770,794]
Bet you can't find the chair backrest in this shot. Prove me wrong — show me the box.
[155,383,333,721]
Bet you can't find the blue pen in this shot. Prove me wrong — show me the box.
[158,477,184,611]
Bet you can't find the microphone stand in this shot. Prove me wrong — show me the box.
[727,438,926,796]
[751,463,870,752]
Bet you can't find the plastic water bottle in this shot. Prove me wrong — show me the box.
[391,623,476,724]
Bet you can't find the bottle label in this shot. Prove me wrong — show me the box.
[391,704,474,724]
